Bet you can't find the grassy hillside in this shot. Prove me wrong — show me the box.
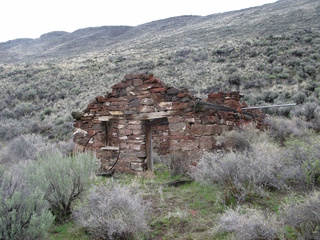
[0,0,319,141]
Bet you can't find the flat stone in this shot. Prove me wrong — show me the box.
[140,98,154,105]
[109,111,124,115]
[150,87,167,93]
[127,124,142,130]
[169,122,187,132]
[139,105,156,113]
[136,84,153,91]
[190,124,214,136]
[157,102,172,111]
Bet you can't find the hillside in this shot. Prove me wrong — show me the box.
[0,0,319,141]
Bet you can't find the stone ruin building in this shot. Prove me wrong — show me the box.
[73,73,264,174]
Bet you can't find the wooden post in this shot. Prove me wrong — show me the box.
[145,124,153,171]
[104,122,109,146]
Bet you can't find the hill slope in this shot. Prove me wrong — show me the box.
[1,0,319,63]
[0,0,319,141]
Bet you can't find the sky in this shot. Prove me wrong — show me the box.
[0,0,277,43]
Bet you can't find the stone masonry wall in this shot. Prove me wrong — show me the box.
[73,73,263,173]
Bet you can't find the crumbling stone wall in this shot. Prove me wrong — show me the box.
[73,73,263,173]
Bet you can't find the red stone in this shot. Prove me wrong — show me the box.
[111,82,125,89]
[177,93,188,98]
[150,87,167,93]
[172,102,188,110]
[208,92,223,99]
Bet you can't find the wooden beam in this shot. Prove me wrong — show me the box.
[98,111,174,122]
[132,111,175,120]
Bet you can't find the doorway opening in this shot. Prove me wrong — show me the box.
[144,117,169,171]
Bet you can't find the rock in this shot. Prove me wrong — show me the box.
[140,98,154,105]
[167,87,180,95]
[139,105,156,113]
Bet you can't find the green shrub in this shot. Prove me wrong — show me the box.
[73,184,150,240]
[27,151,97,222]
[0,165,54,240]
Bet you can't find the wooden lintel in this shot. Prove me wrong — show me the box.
[98,116,124,121]
[98,111,174,122]
[132,111,175,120]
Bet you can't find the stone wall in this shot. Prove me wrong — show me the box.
[73,73,263,173]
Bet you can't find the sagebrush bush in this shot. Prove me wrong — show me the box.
[281,191,320,239]
[193,141,286,202]
[27,151,97,222]
[291,102,320,131]
[217,124,268,152]
[73,184,150,240]
[0,165,54,240]
[290,102,319,120]
[265,116,310,144]
[283,136,320,189]
[166,152,192,177]
[0,134,55,166]
[214,206,280,240]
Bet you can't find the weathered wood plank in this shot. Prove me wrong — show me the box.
[133,111,175,120]
[100,146,120,151]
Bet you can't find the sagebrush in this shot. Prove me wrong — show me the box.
[73,184,150,240]
[214,206,280,240]
[193,141,286,202]
[281,191,320,239]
